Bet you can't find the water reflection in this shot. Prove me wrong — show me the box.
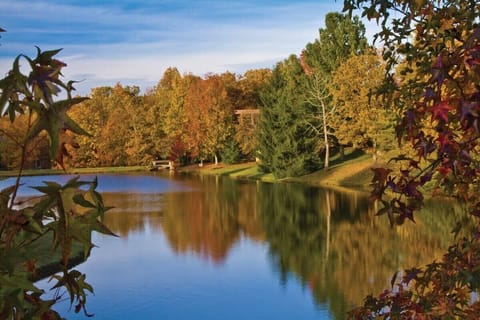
[0,173,190,196]
[99,174,466,318]
[102,193,165,236]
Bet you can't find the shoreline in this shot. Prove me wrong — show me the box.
[0,153,376,193]
[176,153,375,194]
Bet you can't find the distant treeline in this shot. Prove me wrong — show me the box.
[0,12,398,178]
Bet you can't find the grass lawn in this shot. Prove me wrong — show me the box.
[178,148,379,190]
[1,148,380,189]
[289,152,374,188]
[0,166,148,178]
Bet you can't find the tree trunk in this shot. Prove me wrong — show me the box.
[322,101,329,171]
[325,190,331,259]
[214,154,218,165]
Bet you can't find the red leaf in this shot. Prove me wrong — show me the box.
[371,167,392,184]
[437,165,452,176]
[431,101,454,123]
[436,131,454,154]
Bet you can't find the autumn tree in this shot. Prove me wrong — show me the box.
[67,87,111,167]
[237,68,272,110]
[145,68,196,162]
[341,0,480,318]
[302,12,369,168]
[98,84,149,166]
[183,74,234,165]
[234,69,272,160]
[0,114,51,169]
[68,84,148,167]
[234,111,259,160]
[329,51,396,160]
[119,85,149,164]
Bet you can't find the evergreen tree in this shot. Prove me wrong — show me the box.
[303,12,368,76]
[258,55,320,178]
[221,134,243,165]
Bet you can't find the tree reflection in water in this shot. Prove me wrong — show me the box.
[101,174,467,318]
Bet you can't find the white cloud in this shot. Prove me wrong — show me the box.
[1,0,347,94]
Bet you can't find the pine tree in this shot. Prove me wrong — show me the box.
[258,55,320,178]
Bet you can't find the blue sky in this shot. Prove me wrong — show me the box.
[0,0,373,95]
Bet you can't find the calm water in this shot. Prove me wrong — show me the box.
[2,173,465,319]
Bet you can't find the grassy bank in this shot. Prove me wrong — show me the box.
[0,165,147,178]
[1,149,376,189]
[178,149,377,191]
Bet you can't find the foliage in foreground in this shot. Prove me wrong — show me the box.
[352,235,480,319]
[342,0,480,318]
[0,47,115,318]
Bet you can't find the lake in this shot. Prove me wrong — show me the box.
[2,172,464,319]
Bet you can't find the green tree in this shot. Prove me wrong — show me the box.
[303,12,368,76]
[0,47,114,318]
[302,12,369,168]
[221,135,243,165]
[258,55,320,178]
[341,0,480,318]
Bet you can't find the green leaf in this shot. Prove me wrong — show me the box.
[23,114,47,144]
[30,185,58,195]
[21,100,45,113]
[92,220,118,237]
[43,181,62,190]
[73,194,96,208]
[12,55,21,74]
[23,97,91,158]
[0,273,41,293]
[62,176,89,190]
[35,47,62,65]
[64,113,91,137]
